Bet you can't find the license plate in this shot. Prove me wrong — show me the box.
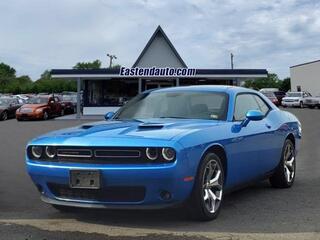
[69,170,101,189]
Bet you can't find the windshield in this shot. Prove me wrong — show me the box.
[286,92,302,97]
[0,98,10,105]
[27,97,48,104]
[115,91,228,120]
[62,95,77,102]
[263,92,276,98]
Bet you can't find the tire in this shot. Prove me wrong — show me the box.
[43,111,49,120]
[299,101,304,108]
[1,111,8,121]
[51,204,77,212]
[60,109,65,116]
[308,106,315,109]
[187,152,224,221]
[270,139,296,188]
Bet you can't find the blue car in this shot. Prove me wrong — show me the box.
[26,86,301,220]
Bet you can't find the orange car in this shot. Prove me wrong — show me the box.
[16,95,64,121]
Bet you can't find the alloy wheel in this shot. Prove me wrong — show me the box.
[43,112,48,120]
[2,111,8,120]
[202,159,223,213]
[284,143,295,183]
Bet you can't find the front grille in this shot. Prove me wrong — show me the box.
[54,147,145,164]
[48,183,145,202]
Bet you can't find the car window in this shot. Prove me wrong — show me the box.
[253,95,270,115]
[234,94,261,121]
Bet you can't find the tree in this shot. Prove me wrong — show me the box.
[279,77,290,92]
[73,60,102,70]
[0,62,16,78]
[244,73,280,90]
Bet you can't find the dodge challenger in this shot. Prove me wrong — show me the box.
[26,86,301,220]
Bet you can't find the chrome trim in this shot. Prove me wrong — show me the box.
[57,149,93,158]
[41,195,176,209]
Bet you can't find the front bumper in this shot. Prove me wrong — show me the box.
[26,156,194,209]
[16,112,43,120]
[282,101,300,107]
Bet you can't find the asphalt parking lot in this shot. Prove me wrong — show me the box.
[0,108,319,240]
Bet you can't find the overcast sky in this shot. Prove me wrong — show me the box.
[0,0,319,80]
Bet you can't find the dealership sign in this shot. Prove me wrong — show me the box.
[120,67,196,77]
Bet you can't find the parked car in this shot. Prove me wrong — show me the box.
[282,91,311,108]
[304,95,320,109]
[26,86,301,221]
[60,94,77,114]
[0,97,22,121]
[273,91,286,105]
[16,95,63,121]
[261,91,279,106]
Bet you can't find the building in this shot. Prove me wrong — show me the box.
[51,26,268,117]
[290,60,320,96]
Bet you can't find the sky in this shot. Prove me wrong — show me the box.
[0,0,319,80]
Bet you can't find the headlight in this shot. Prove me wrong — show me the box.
[45,146,56,158]
[161,148,176,161]
[146,147,158,161]
[35,108,43,113]
[31,146,43,158]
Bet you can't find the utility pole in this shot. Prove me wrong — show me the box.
[107,53,117,68]
[230,53,234,69]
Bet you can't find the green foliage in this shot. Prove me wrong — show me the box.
[73,60,102,69]
[0,62,16,78]
[244,73,290,92]
[279,78,291,92]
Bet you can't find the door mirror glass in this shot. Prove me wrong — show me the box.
[104,111,114,120]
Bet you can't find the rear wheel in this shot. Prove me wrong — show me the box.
[187,152,224,221]
[270,139,296,188]
[1,111,8,121]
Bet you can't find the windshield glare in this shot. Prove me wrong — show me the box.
[286,92,302,97]
[27,97,48,104]
[115,91,228,120]
[0,98,10,105]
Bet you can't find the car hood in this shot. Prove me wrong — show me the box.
[21,104,47,109]
[31,119,223,145]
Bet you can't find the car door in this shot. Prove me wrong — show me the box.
[227,93,275,186]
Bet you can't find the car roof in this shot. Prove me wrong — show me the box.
[149,85,256,94]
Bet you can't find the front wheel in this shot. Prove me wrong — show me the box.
[270,139,296,188]
[187,152,224,221]
[1,111,8,121]
[43,111,49,120]
[299,102,304,108]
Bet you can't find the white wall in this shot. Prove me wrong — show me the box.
[290,61,320,96]
[135,32,185,68]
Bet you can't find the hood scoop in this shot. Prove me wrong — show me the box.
[138,123,164,130]
[81,125,94,129]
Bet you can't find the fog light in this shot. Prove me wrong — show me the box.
[160,190,172,201]
[146,147,158,161]
[31,146,42,158]
[45,146,56,158]
[162,148,176,161]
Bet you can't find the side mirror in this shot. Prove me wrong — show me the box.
[104,111,115,120]
[242,110,264,127]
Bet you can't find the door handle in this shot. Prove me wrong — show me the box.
[265,124,271,129]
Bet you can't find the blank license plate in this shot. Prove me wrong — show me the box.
[69,170,101,189]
